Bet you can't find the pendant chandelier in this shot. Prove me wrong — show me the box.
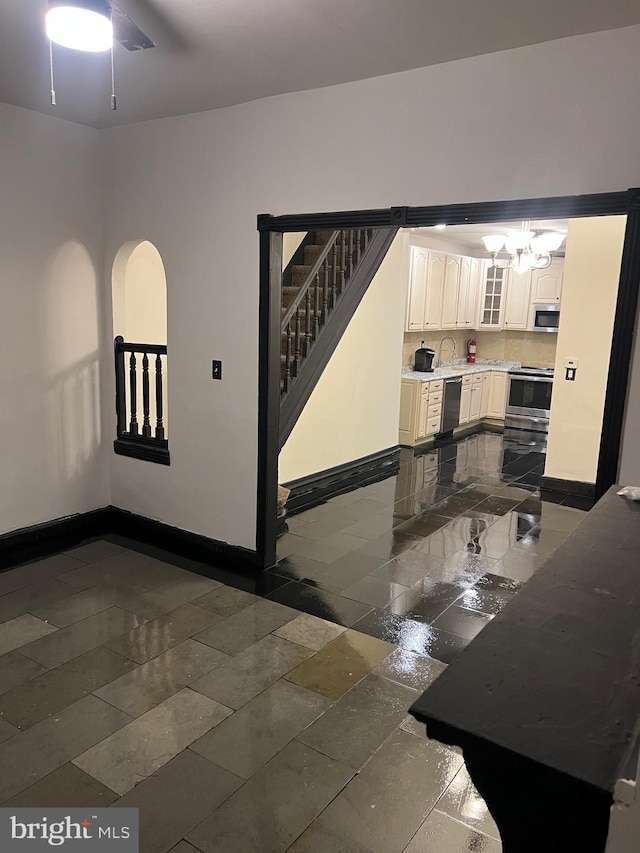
[481,221,565,274]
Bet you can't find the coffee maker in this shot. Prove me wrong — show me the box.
[414,342,435,372]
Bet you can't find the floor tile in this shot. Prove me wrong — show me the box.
[64,539,128,564]
[32,586,129,628]
[58,551,189,592]
[492,551,543,583]
[404,809,501,852]
[285,629,394,700]
[418,625,471,664]
[114,749,242,853]
[0,646,137,729]
[193,586,259,617]
[289,532,371,564]
[354,530,419,561]
[191,679,331,779]
[266,581,373,627]
[393,513,452,539]
[306,730,462,853]
[297,674,417,770]
[0,695,131,803]
[400,714,428,739]
[0,613,58,657]
[288,822,375,852]
[273,612,346,650]
[456,586,516,616]
[308,552,389,592]
[186,741,354,853]
[436,764,500,840]
[0,579,78,624]
[0,718,18,743]
[341,575,409,608]
[0,651,47,696]
[371,550,444,587]
[117,575,223,621]
[73,688,232,795]
[3,763,119,808]
[94,640,228,717]
[277,533,318,559]
[269,554,334,584]
[21,607,145,669]
[351,609,425,649]
[190,635,313,709]
[399,581,464,622]
[106,604,221,664]
[373,648,447,692]
[433,551,500,587]
[0,554,86,597]
[339,511,396,540]
[432,605,493,640]
[193,599,297,655]
[290,514,352,541]
[473,572,522,593]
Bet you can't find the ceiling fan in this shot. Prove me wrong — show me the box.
[45,0,156,53]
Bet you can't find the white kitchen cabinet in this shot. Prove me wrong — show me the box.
[503,270,532,330]
[487,371,508,419]
[531,260,563,304]
[469,379,482,421]
[456,256,479,328]
[398,378,443,446]
[477,262,507,330]
[480,372,490,418]
[424,250,446,329]
[441,255,460,329]
[406,246,428,331]
[459,385,472,424]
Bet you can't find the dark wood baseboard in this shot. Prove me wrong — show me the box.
[284,446,401,515]
[0,506,260,574]
[113,438,170,465]
[541,476,596,498]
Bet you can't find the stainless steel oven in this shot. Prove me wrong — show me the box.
[505,367,554,440]
[531,304,560,333]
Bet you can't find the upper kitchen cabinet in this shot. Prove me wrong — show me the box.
[441,255,461,329]
[477,262,507,330]
[405,246,445,331]
[456,256,480,329]
[503,269,532,330]
[530,260,564,304]
[424,250,446,328]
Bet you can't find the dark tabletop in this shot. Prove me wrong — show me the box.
[410,486,640,793]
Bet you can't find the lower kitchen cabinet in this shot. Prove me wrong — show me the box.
[487,372,508,419]
[480,372,490,418]
[459,385,472,425]
[469,376,482,421]
[399,378,443,446]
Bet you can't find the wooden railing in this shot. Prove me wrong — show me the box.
[280,228,374,394]
[113,336,170,465]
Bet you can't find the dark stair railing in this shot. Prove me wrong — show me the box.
[279,226,398,448]
[114,336,170,465]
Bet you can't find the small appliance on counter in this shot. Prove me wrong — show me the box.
[414,342,435,372]
[467,338,477,364]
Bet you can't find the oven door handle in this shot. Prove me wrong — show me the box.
[508,375,554,383]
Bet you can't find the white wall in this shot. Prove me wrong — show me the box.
[279,232,408,483]
[0,103,106,535]
[99,25,640,551]
[112,240,168,344]
[545,216,626,483]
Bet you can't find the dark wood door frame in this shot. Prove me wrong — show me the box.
[256,191,640,569]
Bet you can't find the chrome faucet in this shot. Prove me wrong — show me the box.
[438,336,456,366]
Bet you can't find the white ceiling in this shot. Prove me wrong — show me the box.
[410,220,569,255]
[1,1,640,128]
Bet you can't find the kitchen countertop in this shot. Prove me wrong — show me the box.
[401,359,520,381]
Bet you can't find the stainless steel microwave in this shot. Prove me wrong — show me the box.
[531,304,560,333]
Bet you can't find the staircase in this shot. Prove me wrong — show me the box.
[279,226,397,448]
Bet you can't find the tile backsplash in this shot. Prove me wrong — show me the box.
[403,330,557,369]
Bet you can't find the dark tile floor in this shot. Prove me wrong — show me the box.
[271,431,589,664]
[0,430,589,852]
[0,540,502,852]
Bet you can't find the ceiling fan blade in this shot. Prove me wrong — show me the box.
[110,1,156,50]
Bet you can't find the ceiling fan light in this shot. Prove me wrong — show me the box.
[482,235,505,253]
[46,2,113,52]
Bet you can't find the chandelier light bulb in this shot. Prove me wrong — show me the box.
[482,235,505,254]
[45,2,113,52]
